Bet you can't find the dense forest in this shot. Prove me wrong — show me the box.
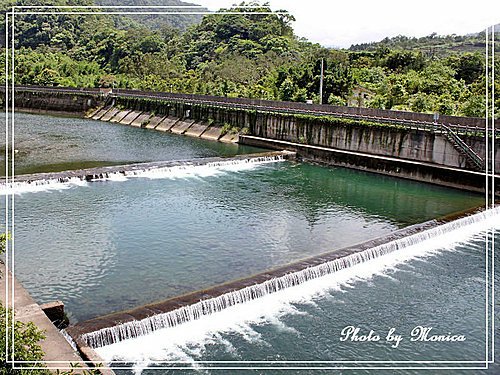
[94,0,205,31]
[1,0,499,118]
[350,29,500,57]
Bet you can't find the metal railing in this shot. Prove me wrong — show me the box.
[4,84,496,136]
[439,123,484,170]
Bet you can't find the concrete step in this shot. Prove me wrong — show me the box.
[200,126,223,141]
[171,120,196,134]
[184,121,209,137]
[131,113,151,128]
[100,108,120,122]
[155,117,180,132]
[120,110,142,125]
[109,110,131,123]
[144,115,166,129]
[92,107,112,120]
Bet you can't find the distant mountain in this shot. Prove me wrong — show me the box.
[488,23,500,33]
[466,23,500,36]
[94,0,207,31]
[349,28,500,56]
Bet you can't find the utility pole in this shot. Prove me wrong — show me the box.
[319,58,324,105]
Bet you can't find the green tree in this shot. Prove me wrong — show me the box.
[0,305,48,375]
[449,53,484,84]
[409,93,432,113]
[460,94,485,117]
[384,50,425,72]
[0,234,47,375]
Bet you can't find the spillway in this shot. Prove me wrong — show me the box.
[67,205,497,351]
[0,151,295,194]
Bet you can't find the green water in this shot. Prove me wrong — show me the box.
[105,230,499,375]
[1,112,490,374]
[7,159,483,322]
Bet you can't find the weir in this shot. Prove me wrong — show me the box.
[0,151,295,194]
[6,85,500,194]
[66,205,498,353]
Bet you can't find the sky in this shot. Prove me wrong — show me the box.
[192,0,500,48]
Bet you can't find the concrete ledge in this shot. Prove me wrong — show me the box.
[109,110,131,123]
[130,112,151,127]
[86,106,103,119]
[219,133,239,143]
[200,126,223,140]
[239,135,500,195]
[184,121,209,137]
[92,107,112,120]
[100,108,120,122]
[155,116,179,131]
[170,119,195,134]
[16,108,85,118]
[145,115,166,129]
[40,300,67,328]
[89,106,234,145]
[119,110,142,125]
[0,263,87,367]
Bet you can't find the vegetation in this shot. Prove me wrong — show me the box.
[0,305,48,375]
[349,29,500,57]
[1,1,499,117]
[94,0,205,32]
[0,234,48,375]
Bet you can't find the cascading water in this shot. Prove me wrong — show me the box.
[60,329,79,352]
[81,205,499,349]
[0,153,288,195]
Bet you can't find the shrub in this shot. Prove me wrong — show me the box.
[0,233,47,374]
[220,123,232,136]
[0,304,48,374]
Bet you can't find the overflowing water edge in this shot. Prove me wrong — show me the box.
[78,206,499,352]
[0,153,289,195]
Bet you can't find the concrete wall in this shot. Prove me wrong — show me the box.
[240,135,500,195]
[113,88,486,128]
[7,89,499,176]
[251,113,500,171]
[0,263,87,366]
[112,96,500,171]
[11,90,104,115]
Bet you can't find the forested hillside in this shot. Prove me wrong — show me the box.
[94,0,204,31]
[350,27,500,57]
[1,0,499,117]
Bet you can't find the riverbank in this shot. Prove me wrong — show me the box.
[0,262,88,370]
[6,86,498,195]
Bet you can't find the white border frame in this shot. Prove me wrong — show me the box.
[2,5,497,371]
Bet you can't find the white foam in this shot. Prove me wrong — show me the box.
[0,155,285,195]
[0,177,88,195]
[94,207,499,366]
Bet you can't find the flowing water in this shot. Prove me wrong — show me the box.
[4,156,483,323]
[97,214,499,375]
[1,112,493,374]
[82,207,499,349]
[0,112,262,175]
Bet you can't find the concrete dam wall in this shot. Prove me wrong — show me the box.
[250,113,499,171]
[87,98,241,143]
[11,88,104,116]
[6,87,499,194]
